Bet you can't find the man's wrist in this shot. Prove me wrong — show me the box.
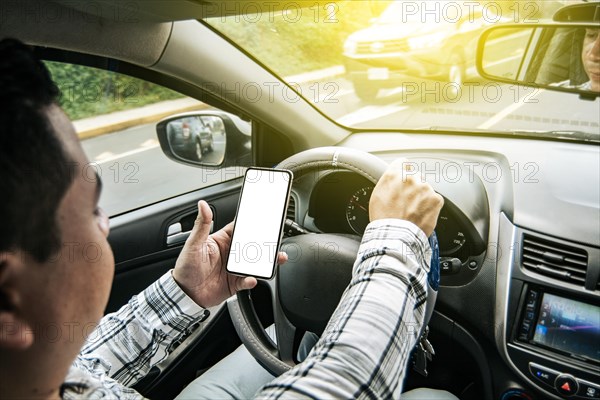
[365,218,430,244]
[358,219,432,273]
[140,271,208,327]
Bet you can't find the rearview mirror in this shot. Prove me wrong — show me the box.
[156,111,251,168]
[477,24,600,98]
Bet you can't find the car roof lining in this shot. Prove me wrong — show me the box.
[49,0,338,22]
[1,0,173,67]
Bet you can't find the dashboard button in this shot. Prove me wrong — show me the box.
[556,375,579,397]
[577,380,600,399]
[518,327,530,340]
[526,311,534,320]
[528,290,538,301]
[441,260,452,273]
[440,258,461,275]
[529,363,559,388]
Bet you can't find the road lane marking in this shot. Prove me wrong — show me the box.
[478,90,542,130]
[96,144,159,165]
[484,54,526,69]
[141,139,159,148]
[318,88,353,102]
[95,152,115,162]
[336,102,408,126]
[383,87,405,97]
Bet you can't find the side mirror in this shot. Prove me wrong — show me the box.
[477,24,599,99]
[156,111,251,168]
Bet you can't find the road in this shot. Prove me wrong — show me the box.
[82,75,599,216]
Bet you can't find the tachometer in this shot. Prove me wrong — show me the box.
[346,186,373,235]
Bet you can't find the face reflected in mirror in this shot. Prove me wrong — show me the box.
[479,24,600,96]
[582,28,600,92]
[166,115,226,166]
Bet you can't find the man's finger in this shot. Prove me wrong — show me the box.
[237,277,258,291]
[187,200,213,244]
[387,158,420,182]
[221,221,234,236]
[277,251,288,265]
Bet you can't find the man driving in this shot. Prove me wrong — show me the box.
[581,27,600,91]
[0,38,453,399]
[551,1,600,91]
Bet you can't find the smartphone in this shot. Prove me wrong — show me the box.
[226,167,293,280]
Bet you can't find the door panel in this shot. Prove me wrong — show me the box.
[106,178,242,313]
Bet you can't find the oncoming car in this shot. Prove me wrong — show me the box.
[343,1,501,101]
[1,1,599,399]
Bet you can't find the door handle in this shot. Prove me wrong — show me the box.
[166,221,214,246]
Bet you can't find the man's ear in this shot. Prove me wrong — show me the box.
[0,252,34,350]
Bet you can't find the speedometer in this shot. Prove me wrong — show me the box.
[346,186,373,235]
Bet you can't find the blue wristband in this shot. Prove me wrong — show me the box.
[428,231,440,291]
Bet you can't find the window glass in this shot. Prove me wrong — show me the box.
[205,1,599,136]
[45,61,250,216]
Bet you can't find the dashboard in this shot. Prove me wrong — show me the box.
[307,170,486,259]
[286,136,600,400]
[294,163,489,287]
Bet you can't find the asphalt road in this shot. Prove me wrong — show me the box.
[82,76,599,216]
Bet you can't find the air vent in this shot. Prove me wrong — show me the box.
[286,196,296,222]
[521,234,588,286]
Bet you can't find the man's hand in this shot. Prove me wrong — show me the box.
[173,200,288,308]
[370,159,444,236]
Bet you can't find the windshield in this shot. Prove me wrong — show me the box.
[205,1,599,137]
[378,2,422,24]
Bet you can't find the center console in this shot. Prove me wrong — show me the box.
[510,286,599,398]
[497,214,600,400]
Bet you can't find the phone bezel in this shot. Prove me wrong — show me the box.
[225,167,293,280]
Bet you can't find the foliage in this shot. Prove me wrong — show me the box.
[44,62,184,120]
[206,1,389,76]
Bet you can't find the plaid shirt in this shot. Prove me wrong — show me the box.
[62,219,430,399]
[62,272,208,399]
[257,219,431,399]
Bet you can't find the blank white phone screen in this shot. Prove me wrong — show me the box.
[226,168,292,279]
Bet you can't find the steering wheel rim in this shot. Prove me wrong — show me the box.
[227,147,389,376]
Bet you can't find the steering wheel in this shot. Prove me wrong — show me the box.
[227,147,436,376]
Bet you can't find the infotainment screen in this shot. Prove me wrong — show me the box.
[532,293,600,363]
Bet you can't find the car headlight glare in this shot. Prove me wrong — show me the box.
[408,32,446,50]
[344,39,358,55]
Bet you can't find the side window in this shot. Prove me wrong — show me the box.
[44,61,251,216]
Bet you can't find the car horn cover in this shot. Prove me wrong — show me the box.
[277,234,361,336]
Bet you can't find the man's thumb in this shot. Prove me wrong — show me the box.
[189,200,213,243]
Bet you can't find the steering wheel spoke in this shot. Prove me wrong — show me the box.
[266,277,298,364]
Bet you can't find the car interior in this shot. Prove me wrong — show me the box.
[2,1,599,399]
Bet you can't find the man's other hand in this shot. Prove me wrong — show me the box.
[370,159,444,237]
[173,200,288,308]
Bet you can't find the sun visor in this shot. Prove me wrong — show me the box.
[553,2,600,23]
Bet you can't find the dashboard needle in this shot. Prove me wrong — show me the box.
[352,201,368,213]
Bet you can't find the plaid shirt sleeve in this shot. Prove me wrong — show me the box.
[64,270,208,397]
[257,219,432,399]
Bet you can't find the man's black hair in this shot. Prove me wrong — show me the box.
[0,38,75,263]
